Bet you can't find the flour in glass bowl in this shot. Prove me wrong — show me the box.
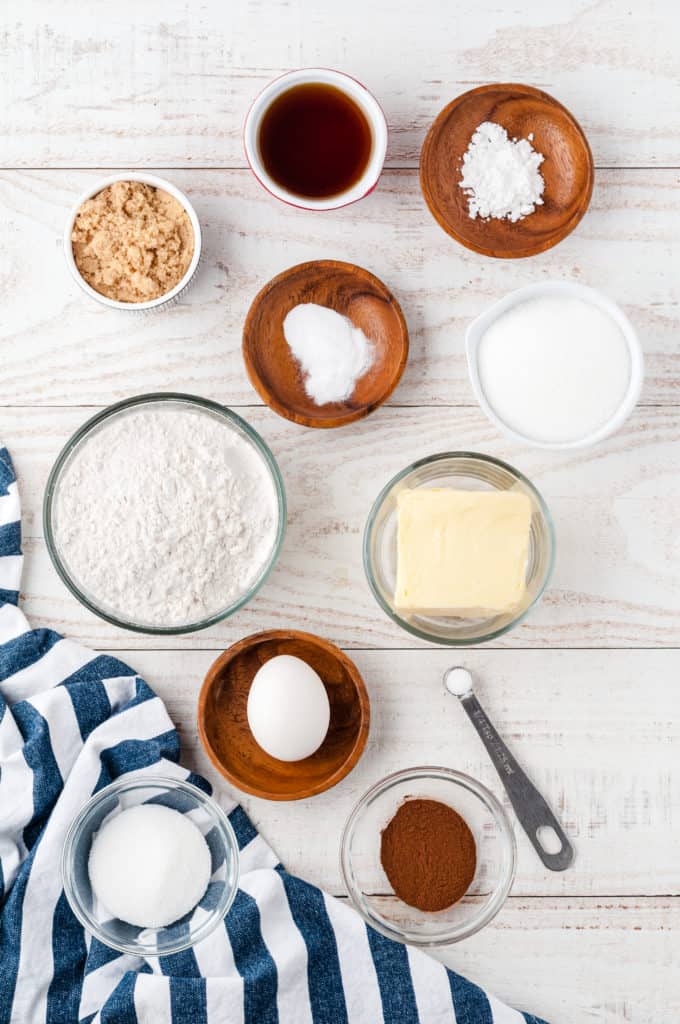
[53,403,280,628]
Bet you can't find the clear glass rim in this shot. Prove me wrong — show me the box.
[61,774,240,956]
[362,450,556,646]
[339,765,517,947]
[43,392,287,635]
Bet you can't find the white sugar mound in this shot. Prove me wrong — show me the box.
[283,302,374,405]
[88,804,212,928]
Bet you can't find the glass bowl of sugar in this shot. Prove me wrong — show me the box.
[62,775,240,956]
[43,393,286,634]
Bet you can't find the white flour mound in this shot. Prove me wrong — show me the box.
[459,121,545,223]
[54,405,278,627]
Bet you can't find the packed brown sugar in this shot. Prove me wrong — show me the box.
[71,180,194,303]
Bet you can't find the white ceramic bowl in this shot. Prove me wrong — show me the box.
[243,68,388,211]
[466,280,644,450]
[64,172,202,313]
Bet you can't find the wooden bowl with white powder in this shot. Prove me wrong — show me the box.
[242,260,409,428]
[420,83,594,259]
[43,394,286,634]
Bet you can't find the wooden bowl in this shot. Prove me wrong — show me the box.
[242,260,409,428]
[197,629,370,800]
[420,83,594,259]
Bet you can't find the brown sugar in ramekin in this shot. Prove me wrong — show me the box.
[71,180,194,304]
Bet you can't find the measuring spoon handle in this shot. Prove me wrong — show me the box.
[459,692,574,871]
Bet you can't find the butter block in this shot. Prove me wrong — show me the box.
[394,488,532,617]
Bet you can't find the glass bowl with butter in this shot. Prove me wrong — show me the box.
[363,452,554,645]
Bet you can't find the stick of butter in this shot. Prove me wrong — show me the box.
[394,488,532,617]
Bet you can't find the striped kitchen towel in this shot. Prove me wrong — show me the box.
[0,446,548,1024]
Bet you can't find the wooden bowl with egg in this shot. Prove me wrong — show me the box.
[197,629,370,800]
[242,260,409,428]
[420,83,594,259]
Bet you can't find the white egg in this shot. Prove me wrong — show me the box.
[247,654,331,762]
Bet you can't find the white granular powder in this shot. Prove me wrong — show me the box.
[283,302,374,405]
[89,804,211,928]
[459,121,545,223]
[478,296,632,444]
[54,405,279,627]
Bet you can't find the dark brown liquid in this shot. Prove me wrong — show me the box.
[258,83,373,200]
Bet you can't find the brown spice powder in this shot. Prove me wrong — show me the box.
[380,798,477,912]
[71,180,194,304]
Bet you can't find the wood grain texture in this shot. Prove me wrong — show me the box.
[420,84,594,258]
[136,648,680,902]
[425,897,679,1024]
[3,405,679,650]
[2,4,679,1019]
[0,169,678,408]
[2,0,680,169]
[242,260,408,427]
[197,629,369,799]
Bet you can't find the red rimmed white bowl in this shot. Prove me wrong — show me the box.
[243,68,388,211]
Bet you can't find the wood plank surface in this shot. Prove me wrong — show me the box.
[2,3,679,1021]
[127,648,680,899]
[2,1,680,169]
[0,169,678,408]
[415,897,679,1024]
[4,404,679,650]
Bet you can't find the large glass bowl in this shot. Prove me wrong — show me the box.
[340,767,516,947]
[62,775,240,956]
[43,393,286,634]
[363,451,554,645]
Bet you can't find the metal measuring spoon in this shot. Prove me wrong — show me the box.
[444,666,574,871]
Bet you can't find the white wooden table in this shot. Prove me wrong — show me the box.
[2,2,679,1021]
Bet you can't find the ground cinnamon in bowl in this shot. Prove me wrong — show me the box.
[380,798,477,912]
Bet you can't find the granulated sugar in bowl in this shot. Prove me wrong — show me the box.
[44,394,286,634]
[62,775,240,957]
[466,281,643,450]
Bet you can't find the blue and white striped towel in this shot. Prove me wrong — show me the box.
[0,447,548,1024]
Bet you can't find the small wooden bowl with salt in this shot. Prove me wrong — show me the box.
[420,83,594,259]
[242,260,409,428]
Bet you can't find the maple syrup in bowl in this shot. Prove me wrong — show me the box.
[244,68,387,210]
[259,83,372,199]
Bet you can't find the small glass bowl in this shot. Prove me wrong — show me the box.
[340,767,516,947]
[363,451,554,645]
[43,393,286,635]
[62,775,240,957]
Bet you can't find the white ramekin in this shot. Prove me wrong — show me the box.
[63,172,202,313]
[243,68,388,211]
[466,280,644,451]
